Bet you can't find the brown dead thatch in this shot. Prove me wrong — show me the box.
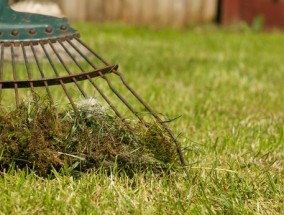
[0,99,179,176]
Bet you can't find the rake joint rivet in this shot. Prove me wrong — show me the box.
[28,28,37,35]
[60,25,68,31]
[45,27,53,34]
[11,30,19,37]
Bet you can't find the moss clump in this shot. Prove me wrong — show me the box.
[0,100,179,176]
[140,125,177,164]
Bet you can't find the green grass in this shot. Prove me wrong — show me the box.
[1,23,284,214]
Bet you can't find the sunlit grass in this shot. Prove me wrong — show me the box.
[1,23,284,214]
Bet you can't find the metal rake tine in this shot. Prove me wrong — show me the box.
[49,42,87,98]
[58,41,138,143]
[76,37,168,123]
[76,38,109,66]
[114,70,187,167]
[77,36,170,124]
[58,40,86,73]
[40,42,77,112]
[63,40,140,142]
[99,71,145,123]
[0,45,4,104]
[30,43,54,105]
[11,45,20,108]
[75,38,152,124]
[65,39,125,119]
[66,39,97,69]
[68,39,146,124]
[76,38,187,167]
[21,43,37,100]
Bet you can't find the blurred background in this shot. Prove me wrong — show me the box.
[8,0,284,29]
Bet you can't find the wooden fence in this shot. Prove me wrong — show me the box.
[59,0,218,27]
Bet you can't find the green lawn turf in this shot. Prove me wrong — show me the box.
[0,23,284,214]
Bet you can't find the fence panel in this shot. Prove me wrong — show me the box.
[59,0,217,27]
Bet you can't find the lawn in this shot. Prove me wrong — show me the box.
[0,23,284,214]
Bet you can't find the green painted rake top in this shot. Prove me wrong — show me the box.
[0,0,78,43]
[0,0,186,167]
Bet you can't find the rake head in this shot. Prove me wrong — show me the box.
[0,0,186,167]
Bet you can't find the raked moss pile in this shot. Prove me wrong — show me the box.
[0,99,179,176]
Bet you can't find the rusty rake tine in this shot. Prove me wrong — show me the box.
[91,80,124,119]
[76,38,165,124]
[59,41,120,142]
[49,42,87,98]
[76,38,186,167]
[0,45,4,104]
[66,39,97,69]
[58,41,125,140]
[11,45,19,108]
[68,39,145,123]
[30,43,54,105]
[76,38,152,121]
[59,41,87,72]
[65,40,140,142]
[99,71,145,123]
[114,72,186,166]
[21,43,36,100]
[90,80,140,143]
[40,42,77,112]
[76,38,109,66]
[65,39,124,118]
[77,38,169,124]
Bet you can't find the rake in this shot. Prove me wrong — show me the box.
[0,0,186,167]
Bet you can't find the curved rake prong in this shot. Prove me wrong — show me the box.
[65,39,127,120]
[113,71,187,167]
[63,40,140,142]
[99,71,145,123]
[57,41,135,143]
[68,39,146,124]
[40,42,77,111]
[0,66,117,88]
[11,45,19,107]
[49,42,87,98]
[21,43,37,99]
[75,37,187,167]
[30,43,54,105]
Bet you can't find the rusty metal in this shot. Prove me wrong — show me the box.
[21,43,36,99]
[76,38,187,167]
[0,1,186,167]
[30,42,54,104]
[0,65,117,89]
[11,45,19,107]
